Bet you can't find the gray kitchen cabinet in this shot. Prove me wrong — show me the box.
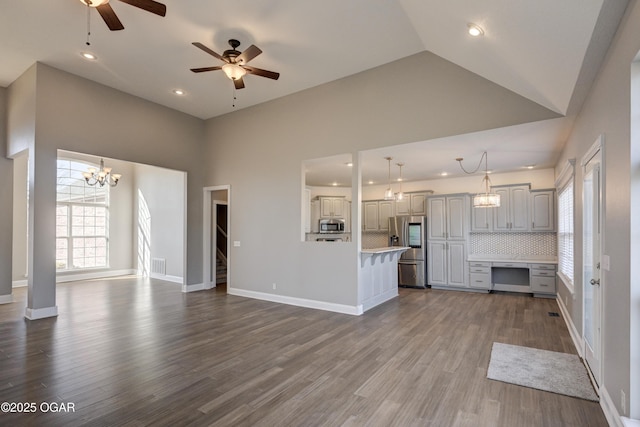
[530,189,556,231]
[427,194,469,288]
[428,240,467,288]
[319,196,345,218]
[529,263,557,297]
[395,192,428,216]
[471,202,493,231]
[492,184,530,231]
[427,194,469,240]
[362,200,394,231]
[468,261,491,289]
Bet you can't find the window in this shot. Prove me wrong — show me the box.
[556,159,576,291]
[56,159,109,270]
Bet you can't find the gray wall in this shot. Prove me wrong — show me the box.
[11,152,27,282]
[134,163,185,280]
[203,50,559,308]
[5,63,205,313]
[554,0,639,417]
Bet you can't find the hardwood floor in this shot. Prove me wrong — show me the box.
[0,278,607,426]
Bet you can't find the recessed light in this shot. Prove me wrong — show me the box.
[440,172,449,177]
[332,182,338,186]
[346,162,353,167]
[81,52,97,60]
[468,23,484,37]
[368,180,374,185]
[173,89,185,96]
[525,165,535,169]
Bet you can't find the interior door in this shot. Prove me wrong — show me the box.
[583,148,602,385]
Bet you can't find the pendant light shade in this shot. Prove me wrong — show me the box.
[456,151,500,208]
[396,162,404,201]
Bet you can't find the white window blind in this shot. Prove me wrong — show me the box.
[557,180,574,287]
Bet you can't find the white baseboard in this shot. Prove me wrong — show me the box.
[12,279,27,288]
[556,294,584,357]
[56,269,137,283]
[25,306,58,320]
[361,288,397,313]
[0,294,13,304]
[182,282,205,293]
[622,417,640,426]
[151,273,183,284]
[227,287,362,316]
[600,386,625,427]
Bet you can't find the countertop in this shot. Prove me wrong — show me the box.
[361,246,409,254]
[467,254,557,264]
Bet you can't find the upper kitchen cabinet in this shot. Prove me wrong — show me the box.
[395,192,430,216]
[471,201,493,232]
[427,194,469,240]
[362,199,394,231]
[530,189,556,232]
[319,196,345,218]
[492,184,530,231]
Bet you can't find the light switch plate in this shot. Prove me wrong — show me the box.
[602,254,610,271]
[233,241,241,247]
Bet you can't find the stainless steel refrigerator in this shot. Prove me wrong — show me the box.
[388,216,428,288]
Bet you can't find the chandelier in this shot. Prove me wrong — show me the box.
[456,151,500,208]
[82,158,121,187]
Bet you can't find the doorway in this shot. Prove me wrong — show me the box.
[582,137,604,386]
[203,186,230,291]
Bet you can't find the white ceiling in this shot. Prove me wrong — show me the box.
[0,0,627,184]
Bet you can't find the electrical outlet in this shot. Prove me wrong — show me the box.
[621,389,626,414]
[272,283,277,290]
[233,241,241,247]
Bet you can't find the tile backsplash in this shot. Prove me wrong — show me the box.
[362,231,389,249]
[469,232,556,256]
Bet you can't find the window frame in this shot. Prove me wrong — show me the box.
[555,159,576,294]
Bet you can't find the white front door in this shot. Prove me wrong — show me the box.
[583,145,602,385]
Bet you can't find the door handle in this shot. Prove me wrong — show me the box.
[590,278,600,285]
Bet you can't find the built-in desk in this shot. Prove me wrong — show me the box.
[467,256,558,298]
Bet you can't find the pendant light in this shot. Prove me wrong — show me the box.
[456,151,500,208]
[396,162,404,201]
[384,157,394,200]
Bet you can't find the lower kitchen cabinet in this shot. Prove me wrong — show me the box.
[428,241,467,288]
[468,261,491,290]
[529,263,557,296]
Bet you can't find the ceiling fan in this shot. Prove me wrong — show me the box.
[79,0,166,31]
[190,39,280,89]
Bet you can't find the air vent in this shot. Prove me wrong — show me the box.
[151,258,166,275]
[548,312,560,317]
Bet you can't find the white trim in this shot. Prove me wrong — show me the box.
[622,417,640,427]
[581,134,604,166]
[361,288,398,312]
[0,294,13,304]
[557,294,584,357]
[182,282,206,293]
[150,273,183,284]
[228,287,363,316]
[56,269,137,283]
[203,185,231,291]
[555,158,576,189]
[25,306,58,320]
[600,386,625,427]
[12,279,28,288]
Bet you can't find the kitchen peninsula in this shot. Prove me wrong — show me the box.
[359,246,408,312]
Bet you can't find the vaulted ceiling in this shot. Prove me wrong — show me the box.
[0,0,629,183]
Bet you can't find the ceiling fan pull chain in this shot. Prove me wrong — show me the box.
[232,86,237,108]
[86,4,92,46]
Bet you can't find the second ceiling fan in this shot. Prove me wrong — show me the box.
[190,39,280,89]
[79,0,166,31]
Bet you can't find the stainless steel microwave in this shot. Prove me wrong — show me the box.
[319,218,345,234]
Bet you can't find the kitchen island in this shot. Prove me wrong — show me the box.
[359,247,409,312]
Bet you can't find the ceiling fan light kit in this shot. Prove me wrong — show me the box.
[79,0,167,32]
[191,39,280,90]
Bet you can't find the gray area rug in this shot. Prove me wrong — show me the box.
[487,342,598,401]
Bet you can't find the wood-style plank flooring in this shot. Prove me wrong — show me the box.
[0,278,607,426]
